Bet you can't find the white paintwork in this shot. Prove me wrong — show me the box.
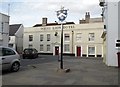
[24,23,104,57]
[9,24,24,53]
[0,13,9,46]
[103,0,119,66]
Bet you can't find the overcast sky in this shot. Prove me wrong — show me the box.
[0,0,102,27]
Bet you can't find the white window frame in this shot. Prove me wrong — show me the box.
[40,44,44,51]
[64,44,70,52]
[29,35,33,41]
[88,33,95,41]
[64,33,70,42]
[47,34,50,41]
[47,44,51,52]
[88,46,95,55]
[40,34,43,41]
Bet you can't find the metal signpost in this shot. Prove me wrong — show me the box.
[56,7,68,69]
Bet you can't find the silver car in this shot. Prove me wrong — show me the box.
[0,46,21,72]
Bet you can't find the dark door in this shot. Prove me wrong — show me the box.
[55,47,59,55]
[77,47,81,57]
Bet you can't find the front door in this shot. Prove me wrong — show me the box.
[77,46,81,57]
[55,47,59,55]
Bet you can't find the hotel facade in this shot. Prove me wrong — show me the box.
[23,13,104,57]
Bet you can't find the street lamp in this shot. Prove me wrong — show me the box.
[56,7,68,69]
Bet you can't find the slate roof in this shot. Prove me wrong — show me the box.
[9,24,22,36]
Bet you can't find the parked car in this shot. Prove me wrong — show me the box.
[0,46,21,72]
[22,48,38,59]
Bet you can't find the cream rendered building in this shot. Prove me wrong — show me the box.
[23,13,104,57]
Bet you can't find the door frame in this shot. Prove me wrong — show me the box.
[55,46,59,55]
[75,45,82,57]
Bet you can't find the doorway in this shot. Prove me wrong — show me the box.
[77,46,81,57]
[55,46,59,55]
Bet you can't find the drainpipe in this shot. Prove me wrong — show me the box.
[72,31,74,54]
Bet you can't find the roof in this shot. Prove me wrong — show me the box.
[33,22,75,27]
[9,24,22,36]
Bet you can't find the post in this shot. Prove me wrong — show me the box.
[56,6,68,70]
[60,23,63,69]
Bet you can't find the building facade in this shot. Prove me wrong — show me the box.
[9,24,24,53]
[24,14,104,57]
[0,13,10,47]
[99,0,120,66]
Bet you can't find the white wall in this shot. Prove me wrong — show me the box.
[0,13,9,46]
[105,1,119,66]
[15,24,24,53]
[23,23,104,57]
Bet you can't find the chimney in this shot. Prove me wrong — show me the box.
[42,17,47,26]
[85,12,90,23]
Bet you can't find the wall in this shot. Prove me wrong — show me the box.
[23,23,104,57]
[0,13,9,46]
[105,1,118,66]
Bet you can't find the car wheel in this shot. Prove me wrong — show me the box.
[11,62,20,72]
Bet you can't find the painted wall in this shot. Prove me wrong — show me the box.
[105,1,119,66]
[23,23,104,57]
[0,13,9,46]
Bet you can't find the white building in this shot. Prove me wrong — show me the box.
[99,0,120,66]
[24,13,104,57]
[9,24,24,53]
[0,13,10,46]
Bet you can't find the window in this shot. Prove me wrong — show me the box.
[47,34,50,41]
[64,33,70,41]
[88,46,95,55]
[29,35,33,41]
[47,45,50,51]
[3,48,16,56]
[40,34,43,41]
[40,44,43,51]
[29,44,33,48]
[8,44,13,48]
[64,44,70,52]
[88,33,95,41]
[76,33,82,41]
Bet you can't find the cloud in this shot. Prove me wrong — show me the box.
[1,0,101,27]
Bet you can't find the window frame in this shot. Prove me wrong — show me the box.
[47,44,51,52]
[47,34,50,41]
[40,44,44,51]
[88,46,95,55]
[64,44,70,52]
[88,33,95,42]
[40,34,44,41]
[29,35,33,41]
[64,33,70,41]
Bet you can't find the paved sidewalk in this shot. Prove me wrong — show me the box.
[2,56,118,85]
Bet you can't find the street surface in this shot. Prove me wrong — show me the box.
[2,55,119,85]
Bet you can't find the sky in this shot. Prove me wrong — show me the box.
[0,0,102,27]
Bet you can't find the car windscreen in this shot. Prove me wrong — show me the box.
[24,49,33,54]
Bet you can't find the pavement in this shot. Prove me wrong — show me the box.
[2,55,119,85]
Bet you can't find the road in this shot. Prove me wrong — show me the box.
[2,55,118,85]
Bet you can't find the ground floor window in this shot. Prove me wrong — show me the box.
[88,46,95,55]
[29,44,33,48]
[47,44,50,51]
[64,44,70,52]
[8,43,13,48]
[40,44,44,51]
